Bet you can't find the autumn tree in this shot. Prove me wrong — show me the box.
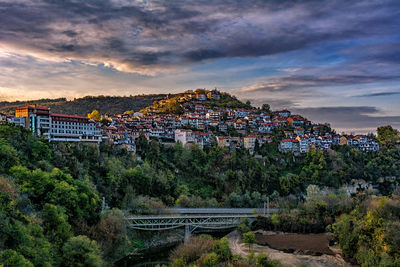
[87,109,101,121]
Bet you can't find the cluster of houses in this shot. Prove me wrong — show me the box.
[280,133,379,153]
[92,92,379,153]
[1,91,380,154]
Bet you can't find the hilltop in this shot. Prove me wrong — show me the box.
[140,89,251,115]
[0,90,249,116]
[0,94,167,116]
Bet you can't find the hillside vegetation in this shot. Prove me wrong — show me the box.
[140,89,251,115]
[0,120,399,265]
[0,95,167,116]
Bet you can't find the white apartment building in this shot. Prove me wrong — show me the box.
[49,113,102,143]
[174,129,194,146]
[15,106,101,143]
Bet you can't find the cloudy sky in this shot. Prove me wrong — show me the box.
[1,0,399,133]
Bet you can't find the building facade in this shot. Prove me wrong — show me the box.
[15,106,101,143]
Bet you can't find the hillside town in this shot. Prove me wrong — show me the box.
[1,90,379,154]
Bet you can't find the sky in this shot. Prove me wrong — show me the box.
[0,0,399,133]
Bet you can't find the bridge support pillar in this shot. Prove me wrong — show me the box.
[184,225,191,242]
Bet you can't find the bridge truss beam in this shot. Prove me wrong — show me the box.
[125,215,257,231]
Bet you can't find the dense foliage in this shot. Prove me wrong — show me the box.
[141,89,251,115]
[333,195,400,266]
[170,235,282,267]
[0,94,166,116]
[0,121,399,265]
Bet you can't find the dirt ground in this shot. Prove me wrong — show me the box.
[255,231,334,256]
[227,230,353,267]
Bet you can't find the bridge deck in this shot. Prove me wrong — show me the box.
[166,208,274,214]
[125,214,258,220]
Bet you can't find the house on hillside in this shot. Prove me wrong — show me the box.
[175,129,194,146]
[276,110,291,118]
[243,135,258,153]
[294,128,305,136]
[196,93,207,101]
[207,90,221,100]
[279,139,299,153]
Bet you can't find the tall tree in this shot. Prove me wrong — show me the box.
[61,236,103,267]
[377,125,399,146]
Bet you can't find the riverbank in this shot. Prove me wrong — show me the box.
[227,230,352,267]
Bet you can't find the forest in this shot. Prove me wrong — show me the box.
[0,121,399,266]
[0,95,167,116]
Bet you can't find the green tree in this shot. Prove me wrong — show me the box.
[89,209,131,262]
[42,203,72,250]
[61,236,103,267]
[0,250,34,267]
[214,237,232,261]
[10,166,101,223]
[243,231,256,251]
[261,104,271,113]
[377,125,398,146]
[0,138,19,173]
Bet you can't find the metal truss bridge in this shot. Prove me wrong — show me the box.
[125,208,277,241]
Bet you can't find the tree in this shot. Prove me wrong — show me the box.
[61,236,103,267]
[261,104,271,113]
[214,237,232,261]
[89,209,131,262]
[377,125,398,146]
[0,138,19,173]
[42,203,72,250]
[0,250,34,267]
[100,118,110,126]
[10,166,101,223]
[87,110,101,121]
[124,110,134,116]
[243,231,256,251]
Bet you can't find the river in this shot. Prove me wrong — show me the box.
[116,230,233,266]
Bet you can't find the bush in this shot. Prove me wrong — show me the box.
[198,252,218,267]
[170,236,215,264]
[127,195,164,214]
[214,237,232,261]
[256,252,283,267]
[171,257,186,267]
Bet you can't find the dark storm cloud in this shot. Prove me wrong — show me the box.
[292,106,400,133]
[238,74,399,94]
[0,0,399,74]
[356,92,400,97]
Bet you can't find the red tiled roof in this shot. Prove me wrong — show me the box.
[50,113,88,119]
[282,139,298,142]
